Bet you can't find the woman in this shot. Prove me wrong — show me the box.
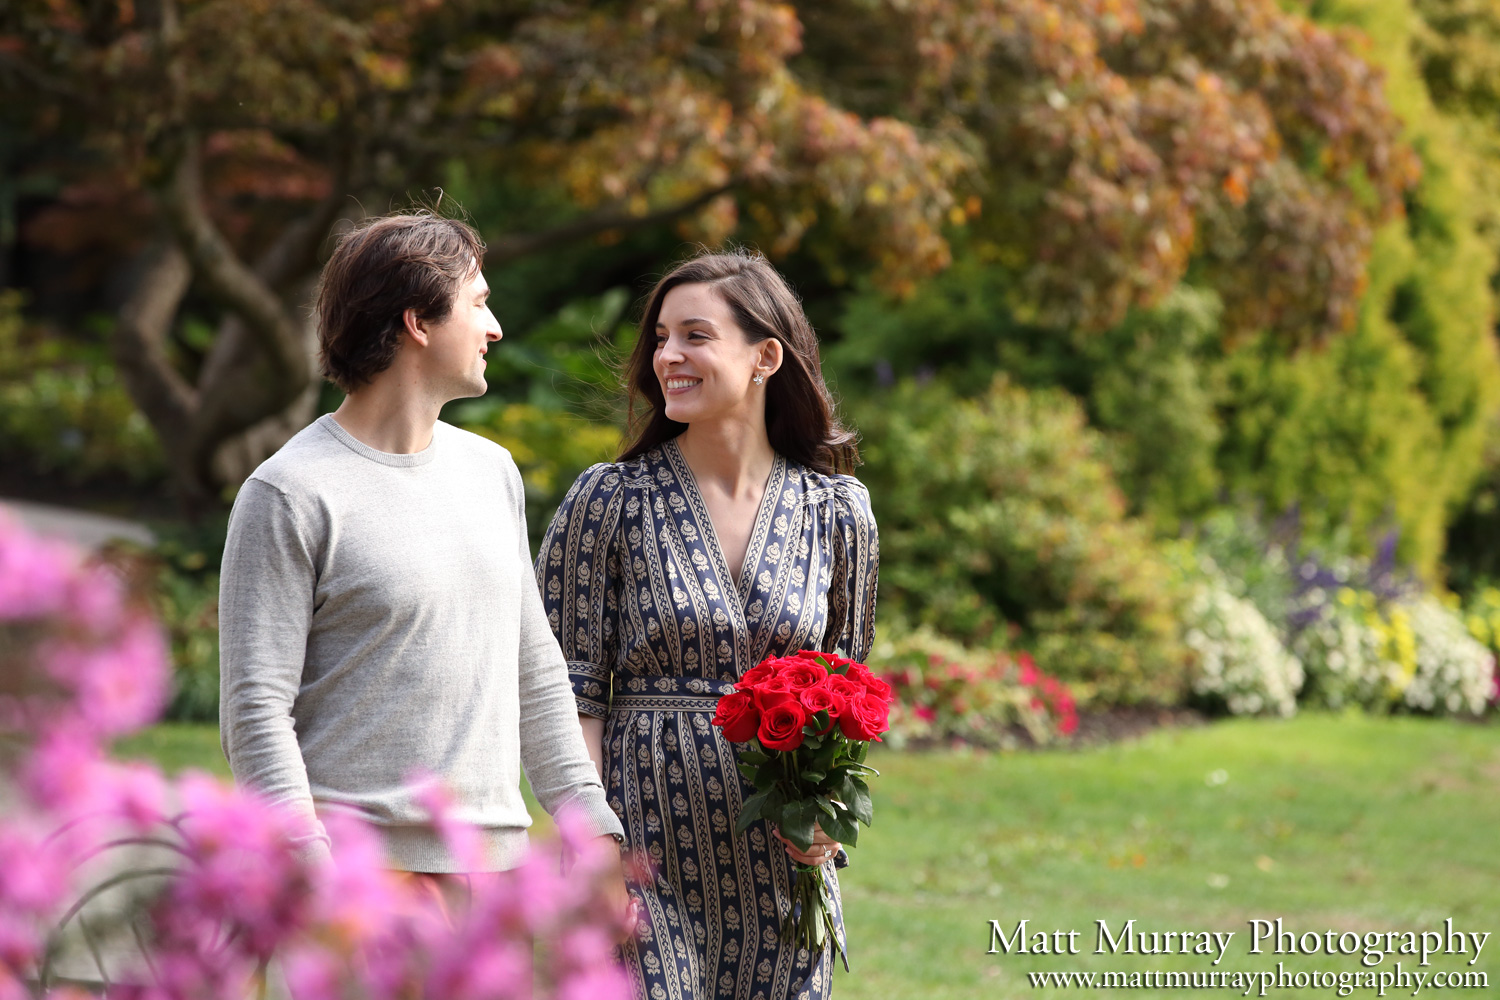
[536,249,878,1000]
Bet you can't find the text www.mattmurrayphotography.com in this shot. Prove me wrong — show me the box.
[987,919,1491,996]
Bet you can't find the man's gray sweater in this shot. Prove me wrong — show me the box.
[218,414,622,872]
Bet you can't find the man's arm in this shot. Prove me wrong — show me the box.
[218,478,331,865]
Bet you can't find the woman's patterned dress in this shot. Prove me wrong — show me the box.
[536,438,878,1000]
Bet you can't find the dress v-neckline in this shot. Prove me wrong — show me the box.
[664,437,785,607]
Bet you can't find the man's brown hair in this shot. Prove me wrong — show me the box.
[315,212,486,393]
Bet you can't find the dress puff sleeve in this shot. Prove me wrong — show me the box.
[536,463,624,719]
[824,477,880,664]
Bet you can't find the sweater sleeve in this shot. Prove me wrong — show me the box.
[218,477,332,865]
[511,462,625,842]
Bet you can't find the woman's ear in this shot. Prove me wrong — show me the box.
[402,307,430,348]
[758,338,784,377]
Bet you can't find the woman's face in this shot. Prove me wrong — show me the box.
[653,282,778,426]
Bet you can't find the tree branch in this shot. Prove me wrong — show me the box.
[485,180,739,266]
[155,139,311,391]
[113,239,196,435]
[253,142,356,290]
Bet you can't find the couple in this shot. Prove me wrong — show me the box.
[219,211,878,1000]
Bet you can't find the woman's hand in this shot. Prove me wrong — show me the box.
[772,820,841,866]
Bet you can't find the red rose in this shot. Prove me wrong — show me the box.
[857,671,893,703]
[798,684,839,734]
[751,676,799,711]
[758,701,808,751]
[797,650,852,671]
[712,690,760,743]
[822,674,864,712]
[838,691,889,743]
[799,683,839,716]
[780,661,828,691]
[736,662,777,690]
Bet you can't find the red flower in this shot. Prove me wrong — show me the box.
[796,650,852,671]
[780,661,829,690]
[804,680,840,719]
[712,690,760,743]
[837,691,888,742]
[736,663,777,690]
[822,674,865,712]
[751,677,799,711]
[758,701,808,751]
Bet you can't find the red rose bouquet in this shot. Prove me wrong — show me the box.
[711,649,892,969]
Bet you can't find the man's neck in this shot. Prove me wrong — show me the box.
[331,375,443,454]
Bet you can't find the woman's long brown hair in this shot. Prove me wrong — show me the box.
[618,248,859,475]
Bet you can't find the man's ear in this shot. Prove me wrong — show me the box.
[402,307,430,348]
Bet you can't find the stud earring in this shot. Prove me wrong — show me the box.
[753,373,765,385]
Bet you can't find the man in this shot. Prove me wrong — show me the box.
[218,212,626,888]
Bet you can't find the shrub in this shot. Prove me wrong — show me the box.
[1170,549,1304,718]
[0,291,165,482]
[1400,595,1495,715]
[1291,589,1402,711]
[830,261,1225,530]
[871,627,1075,748]
[1461,586,1500,705]
[853,376,1190,706]
[1291,566,1493,715]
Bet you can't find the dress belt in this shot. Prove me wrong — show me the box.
[609,675,739,713]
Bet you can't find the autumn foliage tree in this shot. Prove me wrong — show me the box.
[0,0,965,508]
[2,0,1417,510]
[797,0,1419,340]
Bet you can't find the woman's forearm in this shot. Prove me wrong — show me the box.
[579,714,606,782]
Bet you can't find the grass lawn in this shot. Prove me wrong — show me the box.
[116,714,1500,998]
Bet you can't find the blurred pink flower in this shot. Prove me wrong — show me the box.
[0,516,75,622]
[0,823,73,914]
[17,726,109,814]
[109,762,170,831]
[425,938,531,1000]
[410,774,486,872]
[43,618,168,737]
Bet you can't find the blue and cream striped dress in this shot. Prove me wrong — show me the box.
[537,437,879,1000]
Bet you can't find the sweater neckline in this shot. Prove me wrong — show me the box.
[316,414,440,468]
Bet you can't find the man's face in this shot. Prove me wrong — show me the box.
[421,265,502,400]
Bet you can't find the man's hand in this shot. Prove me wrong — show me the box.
[593,835,639,944]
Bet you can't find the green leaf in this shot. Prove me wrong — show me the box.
[738,749,771,766]
[801,770,826,784]
[736,788,775,833]
[813,794,837,818]
[848,775,874,826]
[737,762,761,782]
[779,799,818,851]
[823,809,858,847]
